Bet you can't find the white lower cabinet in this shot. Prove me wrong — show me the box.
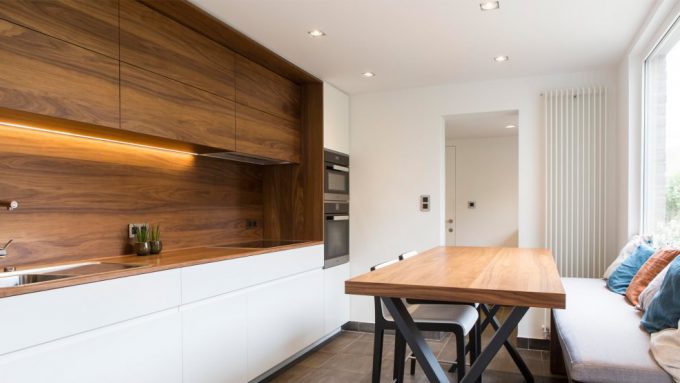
[323,263,350,333]
[181,290,249,383]
[0,309,182,383]
[246,269,324,380]
[0,246,331,383]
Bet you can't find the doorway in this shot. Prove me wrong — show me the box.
[443,110,519,247]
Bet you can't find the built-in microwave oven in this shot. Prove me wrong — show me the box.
[324,149,349,202]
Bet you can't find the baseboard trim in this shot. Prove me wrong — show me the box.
[517,337,550,351]
[252,327,343,383]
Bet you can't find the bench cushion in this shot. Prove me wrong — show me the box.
[553,278,671,383]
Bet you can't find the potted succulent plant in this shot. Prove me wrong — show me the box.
[149,224,163,255]
[133,224,150,256]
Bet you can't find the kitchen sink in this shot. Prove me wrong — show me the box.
[0,273,72,288]
[43,262,144,275]
[0,261,146,289]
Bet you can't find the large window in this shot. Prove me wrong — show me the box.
[643,17,680,242]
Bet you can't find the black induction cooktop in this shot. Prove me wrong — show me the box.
[214,240,305,248]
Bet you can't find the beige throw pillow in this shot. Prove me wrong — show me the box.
[650,320,680,383]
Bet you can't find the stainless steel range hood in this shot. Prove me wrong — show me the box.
[201,151,291,165]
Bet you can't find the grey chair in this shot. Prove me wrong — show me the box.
[371,254,479,383]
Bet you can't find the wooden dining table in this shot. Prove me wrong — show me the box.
[345,246,566,383]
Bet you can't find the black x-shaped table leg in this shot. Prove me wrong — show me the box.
[382,297,532,383]
[479,304,534,383]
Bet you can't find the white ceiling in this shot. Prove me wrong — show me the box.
[189,0,655,94]
[445,110,518,139]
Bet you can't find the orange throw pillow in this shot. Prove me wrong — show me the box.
[626,247,680,305]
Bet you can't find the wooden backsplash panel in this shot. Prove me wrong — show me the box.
[0,125,263,267]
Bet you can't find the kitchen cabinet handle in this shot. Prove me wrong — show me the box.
[326,215,349,221]
[328,165,349,172]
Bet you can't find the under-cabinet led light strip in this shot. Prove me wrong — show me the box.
[0,121,198,156]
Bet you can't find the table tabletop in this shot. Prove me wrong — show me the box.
[345,246,566,309]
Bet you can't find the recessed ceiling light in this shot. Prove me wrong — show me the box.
[480,1,500,11]
[494,55,509,62]
[362,72,375,78]
[308,29,326,37]
[505,124,516,129]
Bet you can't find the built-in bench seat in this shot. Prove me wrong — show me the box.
[551,278,672,383]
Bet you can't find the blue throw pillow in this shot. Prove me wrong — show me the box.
[642,256,680,333]
[607,244,656,294]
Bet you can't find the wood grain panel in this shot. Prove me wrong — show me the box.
[0,19,119,128]
[120,0,235,100]
[236,55,301,122]
[0,0,119,58]
[345,247,566,309]
[296,82,324,241]
[262,83,323,242]
[236,104,300,163]
[138,0,319,84]
[120,63,236,150]
[0,124,263,268]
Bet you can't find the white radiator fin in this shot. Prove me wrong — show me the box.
[545,87,607,278]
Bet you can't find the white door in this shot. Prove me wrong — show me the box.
[446,146,456,245]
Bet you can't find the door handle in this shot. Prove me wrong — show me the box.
[447,219,453,224]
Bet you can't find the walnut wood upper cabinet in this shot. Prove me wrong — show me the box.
[235,56,301,123]
[120,63,236,150]
[236,104,300,163]
[0,0,119,59]
[0,19,119,128]
[120,0,235,101]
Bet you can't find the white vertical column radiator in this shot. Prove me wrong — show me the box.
[545,87,607,278]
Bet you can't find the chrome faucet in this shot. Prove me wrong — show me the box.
[0,239,12,257]
[1,201,18,211]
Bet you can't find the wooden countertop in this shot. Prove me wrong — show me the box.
[346,246,566,309]
[0,241,323,299]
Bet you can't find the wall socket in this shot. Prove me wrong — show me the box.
[420,195,430,212]
[246,220,258,229]
[128,223,149,239]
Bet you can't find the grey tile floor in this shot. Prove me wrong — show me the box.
[268,330,568,383]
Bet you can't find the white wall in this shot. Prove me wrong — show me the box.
[447,136,518,247]
[323,82,350,154]
[349,69,619,338]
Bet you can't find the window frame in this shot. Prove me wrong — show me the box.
[641,15,680,235]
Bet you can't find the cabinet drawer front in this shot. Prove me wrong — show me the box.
[181,244,323,303]
[235,56,301,122]
[236,103,300,163]
[247,269,324,380]
[120,0,235,100]
[120,63,236,150]
[0,0,119,59]
[181,291,248,383]
[0,309,182,383]
[0,19,119,128]
[0,269,181,356]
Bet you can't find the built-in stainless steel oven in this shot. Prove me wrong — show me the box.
[324,202,349,268]
[324,149,349,202]
[324,149,349,268]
